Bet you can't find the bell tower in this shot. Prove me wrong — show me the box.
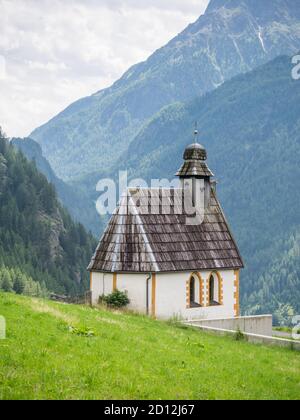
[176,128,214,208]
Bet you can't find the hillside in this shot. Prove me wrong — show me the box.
[31,0,300,182]
[0,129,96,296]
[12,137,102,234]
[0,293,299,400]
[98,55,300,323]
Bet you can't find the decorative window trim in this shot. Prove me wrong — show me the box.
[206,271,224,306]
[113,273,117,291]
[152,273,157,319]
[234,270,240,317]
[186,272,204,309]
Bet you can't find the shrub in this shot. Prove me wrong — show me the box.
[234,328,246,341]
[102,290,130,308]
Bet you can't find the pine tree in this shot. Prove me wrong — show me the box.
[1,268,13,292]
[13,273,25,294]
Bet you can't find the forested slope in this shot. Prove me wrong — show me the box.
[0,129,96,296]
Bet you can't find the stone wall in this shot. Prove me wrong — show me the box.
[187,315,273,337]
[184,323,300,352]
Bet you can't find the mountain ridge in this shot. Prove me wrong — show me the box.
[11,137,102,234]
[31,0,300,181]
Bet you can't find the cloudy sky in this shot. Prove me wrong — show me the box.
[0,0,209,137]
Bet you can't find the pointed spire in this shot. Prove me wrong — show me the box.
[194,122,199,145]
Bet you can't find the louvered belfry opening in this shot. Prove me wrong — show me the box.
[176,142,214,209]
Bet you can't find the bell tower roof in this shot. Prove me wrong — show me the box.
[176,141,214,179]
[183,142,207,161]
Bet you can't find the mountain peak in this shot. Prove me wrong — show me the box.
[205,0,228,13]
[206,0,300,16]
[31,0,300,181]
[205,0,260,14]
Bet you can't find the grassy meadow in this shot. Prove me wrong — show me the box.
[0,293,299,400]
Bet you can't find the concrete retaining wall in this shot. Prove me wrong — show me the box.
[184,324,300,352]
[187,315,273,337]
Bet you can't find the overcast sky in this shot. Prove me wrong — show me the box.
[0,0,209,138]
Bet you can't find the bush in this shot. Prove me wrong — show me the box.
[234,328,246,341]
[101,290,130,308]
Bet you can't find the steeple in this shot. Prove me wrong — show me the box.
[176,136,214,180]
[176,128,214,208]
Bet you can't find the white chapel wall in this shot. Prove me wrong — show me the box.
[155,270,236,320]
[91,269,237,320]
[91,272,113,304]
[116,273,149,314]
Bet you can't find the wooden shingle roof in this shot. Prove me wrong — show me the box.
[176,143,214,178]
[88,188,243,273]
[176,161,214,178]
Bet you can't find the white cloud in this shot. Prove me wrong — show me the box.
[0,0,209,137]
[0,55,5,79]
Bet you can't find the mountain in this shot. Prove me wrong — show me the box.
[109,55,300,324]
[0,129,97,296]
[31,0,300,182]
[11,137,102,235]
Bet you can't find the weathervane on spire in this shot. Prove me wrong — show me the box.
[194,122,199,144]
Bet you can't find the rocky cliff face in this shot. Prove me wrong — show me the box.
[12,137,102,234]
[31,0,300,182]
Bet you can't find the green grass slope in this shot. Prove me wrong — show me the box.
[0,293,299,400]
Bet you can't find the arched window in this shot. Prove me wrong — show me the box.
[208,272,222,306]
[209,275,215,304]
[187,273,203,308]
[190,277,195,305]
